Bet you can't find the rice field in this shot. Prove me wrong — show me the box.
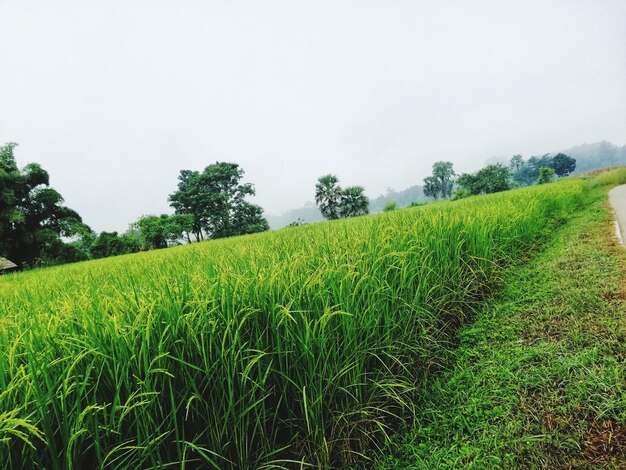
[0,176,602,468]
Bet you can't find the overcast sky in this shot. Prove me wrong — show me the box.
[1,1,625,232]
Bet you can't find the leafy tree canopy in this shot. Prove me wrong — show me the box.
[137,214,195,249]
[315,174,342,220]
[90,231,141,259]
[552,153,576,177]
[340,186,369,218]
[0,143,90,267]
[423,161,455,199]
[509,153,576,186]
[456,164,511,197]
[538,167,556,184]
[169,162,268,240]
[315,175,369,220]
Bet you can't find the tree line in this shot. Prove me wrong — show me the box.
[0,141,577,269]
[0,144,270,268]
[422,153,576,200]
[84,162,271,260]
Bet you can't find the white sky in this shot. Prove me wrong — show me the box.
[1,0,625,232]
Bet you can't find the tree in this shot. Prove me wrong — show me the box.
[433,161,455,198]
[551,153,576,177]
[229,203,269,235]
[509,153,575,186]
[315,174,342,220]
[136,214,195,250]
[0,143,90,267]
[340,186,369,218]
[90,231,141,259]
[451,187,472,200]
[455,173,479,196]
[137,216,170,249]
[537,167,556,184]
[315,176,369,220]
[167,214,195,244]
[169,162,269,240]
[423,176,440,199]
[509,155,533,187]
[423,162,455,199]
[509,154,535,187]
[523,154,554,185]
[168,170,205,241]
[456,164,511,196]
[474,164,511,194]
[509,154,524,174]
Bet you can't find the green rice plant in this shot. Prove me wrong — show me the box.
[0,173,613,469]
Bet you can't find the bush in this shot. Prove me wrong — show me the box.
[383,201,397,212]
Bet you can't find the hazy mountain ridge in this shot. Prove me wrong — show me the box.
[560,141,626,173]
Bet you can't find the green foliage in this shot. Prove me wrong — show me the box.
[538,166,556,184]
[136,214,195,249]
[510,153,577,186]
[315,175,369,220]
[229,202,270,235]
[383,201,397,212]
[510,155,538,186]
[457,163,512,196]
[552,153,576,176]
[169,162,269,241]
[0,143,90,267]
[137,216,169,249]
[90,231,141,259]
[340,186,369,218]
[0,174,592,468]
[451,186,471,200]
[423,161,455,199]
[315,174,343,220]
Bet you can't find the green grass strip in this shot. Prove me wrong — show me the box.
[378,182,626,468]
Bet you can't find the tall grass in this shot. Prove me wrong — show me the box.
[0,176,598,468]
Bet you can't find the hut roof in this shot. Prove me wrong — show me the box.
[0,257,17,270]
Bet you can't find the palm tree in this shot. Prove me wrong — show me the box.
[423,162,455,199]
[315,174,342,220]
[340,186,369,218]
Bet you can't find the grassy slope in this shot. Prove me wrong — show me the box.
[378,184,626,467]
[1,179,588,468]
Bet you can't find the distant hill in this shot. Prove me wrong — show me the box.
[369,185,425,212]
[560,141,626,173]
[266,185,425,229]
[265,202,325,230]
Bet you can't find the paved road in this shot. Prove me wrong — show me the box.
[609,184,626,244]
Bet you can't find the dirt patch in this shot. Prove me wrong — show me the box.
[601,289,626,302]
[583,419,626,466]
